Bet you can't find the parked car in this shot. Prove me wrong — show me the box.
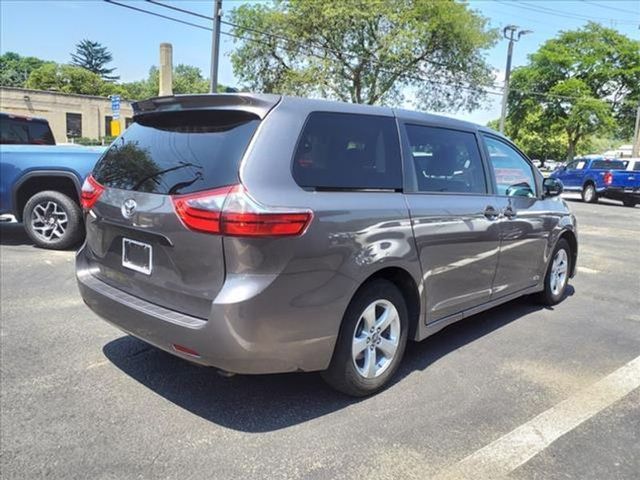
[599,158,640,207]
[0,112,55,146]
[76,94,577,396]
[550,156,627,203]
[0,113,106,248]
[531,159,542,168]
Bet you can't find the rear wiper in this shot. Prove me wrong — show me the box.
[167,173,204,194]
[132,162,202,191]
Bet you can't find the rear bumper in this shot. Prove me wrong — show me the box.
[76,251,337,375]
[600,187,640,203]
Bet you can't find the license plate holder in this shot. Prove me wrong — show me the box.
[122,238,152,275]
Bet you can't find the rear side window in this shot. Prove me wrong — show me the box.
[93,110,259,195]
[591,160,626,170]
[405,125,487,194]
[633,162,640,172]
[0,117,55,145]
[292,112,402,190]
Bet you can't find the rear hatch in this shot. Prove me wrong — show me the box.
[84,106,263,319]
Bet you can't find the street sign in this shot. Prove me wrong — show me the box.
[111,95,121,120]
[110,119,121,137]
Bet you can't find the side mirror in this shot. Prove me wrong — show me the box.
[543,177,563,197]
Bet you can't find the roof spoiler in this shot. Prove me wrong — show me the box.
[132,93,281,120]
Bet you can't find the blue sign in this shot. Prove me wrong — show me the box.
[111,95,121,119]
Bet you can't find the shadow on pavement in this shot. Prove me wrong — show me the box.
[103,290,572,433]
[0,222,34,246]
[563,197,636,209]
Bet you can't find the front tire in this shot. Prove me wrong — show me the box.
[23,191,83,250]
[581,183,598,203]
[322,279,408,397]
[623,199,636,208]
[537,239,571,306]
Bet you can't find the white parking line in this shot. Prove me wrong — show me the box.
[433,355,640,480]
[577,266,599,274]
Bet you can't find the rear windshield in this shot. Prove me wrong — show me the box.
[93,110,259,195]
[0,116,55,145]
[591,160,626,170]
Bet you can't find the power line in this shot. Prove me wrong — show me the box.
[579,0,640,16]
[103,0,613,103]
[104,0,211,31]
[495,0,639,26]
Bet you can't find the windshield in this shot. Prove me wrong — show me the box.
[93,110,260,195]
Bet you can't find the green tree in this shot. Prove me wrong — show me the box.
[229,0,497,111]
[121,65,228,100]
[487,116,567,162]
[507,23,640,160]
[26,63,119,96]
[71,39,119,81]
[0,52,53,87]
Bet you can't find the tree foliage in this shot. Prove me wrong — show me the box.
[0,52,53,87]
[229,0,497,111]
[122,64,231,100]
[506,23,639,160]
[25,63,125,96]
[71,39,119,81]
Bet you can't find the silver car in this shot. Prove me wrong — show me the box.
[76,94,577,396]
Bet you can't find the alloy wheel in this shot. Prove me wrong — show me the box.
[351,299,401,379]
[550,248,568,296]
[30,201,68,242]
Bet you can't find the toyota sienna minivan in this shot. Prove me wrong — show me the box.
[76,94,577,396]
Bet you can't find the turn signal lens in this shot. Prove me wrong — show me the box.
[80,175,105,210]
[171,184,313,237]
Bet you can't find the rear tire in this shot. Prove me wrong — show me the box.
[537,239,571,306]
[23,191,83,250]
[581,183,598,203]
[623,199,636,208]
[322,279,408,397]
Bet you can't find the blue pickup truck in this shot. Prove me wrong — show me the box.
[550,156,629,204]
[1,113,106,249]
[599,158,640,207]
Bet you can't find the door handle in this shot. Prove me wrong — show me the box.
[483,205,499,220]
[503,206,517,219]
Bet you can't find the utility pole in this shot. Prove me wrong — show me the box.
[210,0,223,93]
[632,100,640,157]
[499,26,532,134]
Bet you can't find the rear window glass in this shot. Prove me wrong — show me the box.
[0,116,55,145]
[292,112,402,190]
[405,125,486,194]
[633,162,640,171]
[93,110,259,195]
[591,160,626,170]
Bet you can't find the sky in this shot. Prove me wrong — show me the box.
[1,0,639,125]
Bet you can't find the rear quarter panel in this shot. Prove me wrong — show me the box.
[217,99,422,368]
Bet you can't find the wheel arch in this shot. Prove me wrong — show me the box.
[558,229,578,278]
[12,171,81,222]
[353,266,422,341]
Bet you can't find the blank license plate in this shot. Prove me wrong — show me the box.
[122,238,152,275]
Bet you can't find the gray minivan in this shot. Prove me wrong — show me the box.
[76,94,577,396]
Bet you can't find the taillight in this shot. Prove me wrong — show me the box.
[604,171,613,186]
[171,184,313,237]
[81,175,104,210]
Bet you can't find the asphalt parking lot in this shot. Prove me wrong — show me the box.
[1,196,639,480]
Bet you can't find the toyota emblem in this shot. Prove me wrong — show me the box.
[121,199,137,218]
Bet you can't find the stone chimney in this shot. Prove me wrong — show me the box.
[159,43,173,96]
